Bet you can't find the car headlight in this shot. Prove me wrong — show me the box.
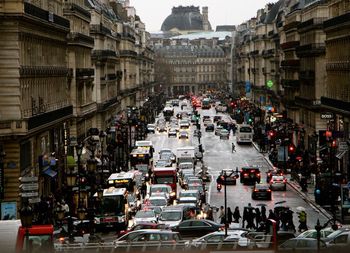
[145,173,149,177]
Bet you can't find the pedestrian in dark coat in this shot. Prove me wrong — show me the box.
[233,206,241,223]
[246,208,256,229]
[255,208,262,228]
[267,209,276,220]
[227,207,233,224]
[261,206,267,221]
[242,207,248,228]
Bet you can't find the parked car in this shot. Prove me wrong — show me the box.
[240,167,261,185]
[147,124,156,134]
[172,219,224,239]
[251,184,272,200]
[269,175,287,191]
[324,228,350,248]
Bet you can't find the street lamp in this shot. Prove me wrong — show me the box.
[221,169,235,236]
[20,200,33,253]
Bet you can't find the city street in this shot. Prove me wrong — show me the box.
[147,103,329,229]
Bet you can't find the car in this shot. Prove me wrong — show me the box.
[266,168,284,183]
[172,99,180,106]
[186,230,248,250]
[202,116,210,122]
[251,184,272,200]
[240,167,261,184]
[269,175,287,191]
[179,130,189,139]
[178,162,194,171]
[117,223,169,238]
[205,123,215,132]
[133,210,157,225]
[158,206,187,228]
[219,129,230,139]
[219,169,239,185]
[213,116,222,123]
[203,118,212,127]
[278,238,326,251]
[155,159,172,167]
[187,183,206,204]
[149,184,173,201]
[297,227,334,239]
[159,149,176,163]
[178,190,201,207]
[157,124,167,132]
[146,196,168,210]
[147,124,156,134]
[215,125,223,135]
[172,219,224,239]
[179,119,190,129]
[324,228,350,248]
[168,128,177,137]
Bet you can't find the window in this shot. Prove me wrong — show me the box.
[192,220,209,227]
[334,234,348,244]
[207,235,223,243]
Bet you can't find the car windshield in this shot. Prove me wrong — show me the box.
[272,176,284,181]
[160,211,182,221]
[180,191,197,198]
[255,184,269,190]
[188,185,203,193]
[239,127,252,133]
[326,230,343,238]
[149,198,167,206]
[135,211,154,218]
[151,187,170,194]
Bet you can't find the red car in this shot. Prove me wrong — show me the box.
[116,222,169,238]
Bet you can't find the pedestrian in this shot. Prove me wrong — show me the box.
[267,209,276,220]
[280,210,288,231]
[298,210,308,232]
[246,208,256,230]
[232,142,236,153]
[286,209,296,232]
[227,207,233,225]
[219,206,225,224]
[207,208,214,221]
[140,180,147,200]
[233,206,241,223]
[61,200,70,217]
[261,206,267,222]
[242,207,248,228]
[255,208,262,228]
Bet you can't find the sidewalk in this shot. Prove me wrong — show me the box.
[252,142,334,221]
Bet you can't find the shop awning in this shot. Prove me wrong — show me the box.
[336,151,347,159]
[43,167,57,177]
[66,156,76,168]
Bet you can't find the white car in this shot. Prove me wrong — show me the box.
[149,184,173,201]
[146,124,156,134]
[179,119,190,129]
[147,196,168,210]
[133,210,157,225]
[179,130,189,139]
[269,175,287,191]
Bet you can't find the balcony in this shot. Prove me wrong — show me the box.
[76,68,94,78]
[97,96,119,112]
[296,43,325,57]
[64,3,91,20]
[262,49,275,58]
[283,21,301,31]
[67,32,94,48]
[120,50,138,58]
[324,12,350,29]
[281,59,300,69]
[90,24,112,36]
[321,97,350,114]
[299,70,315,80]
[28,106,73,131]
[77,102,96,116]
[297,18,327,31]
[281,79,300,88]
[91,50,118,62]
[326,61,350,71]
[280,41,300,51]
[24,2,70,30]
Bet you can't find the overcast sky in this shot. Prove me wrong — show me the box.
[130,0,276,32]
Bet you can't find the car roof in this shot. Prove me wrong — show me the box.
[255,184,270,188]
[180,190,199,194]
[272,175,284,179]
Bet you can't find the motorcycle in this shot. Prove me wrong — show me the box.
[217,183,222,192]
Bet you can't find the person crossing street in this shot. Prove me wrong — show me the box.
[232,142,236,152]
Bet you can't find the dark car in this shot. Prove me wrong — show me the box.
[117,223,169,238]
[202,115,210,122]
[251,184,272,200]
[240,167,261,185]
[213,116,222,123]
[278,238,326,252]
[172,219,224,239]
[219,169,239,185]
[205,123,215,132]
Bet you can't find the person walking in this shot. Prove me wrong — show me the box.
[261,206,267,222]
[246,208,256,230]
[218,206,225,224]
[242,207,248,228]
[233,206,241,224]
[232,142,236,153]
[267,209,276,220]
[255,208,262,228]
[227,207,233,225]
[298,210,308,232]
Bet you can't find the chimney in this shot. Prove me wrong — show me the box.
[202,6,209,31]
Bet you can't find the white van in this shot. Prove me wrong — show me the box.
[236,124,253,144]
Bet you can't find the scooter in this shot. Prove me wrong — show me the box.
[217,183,222,192]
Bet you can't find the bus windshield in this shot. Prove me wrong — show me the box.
[113,178,135,192]
[101,195,125,214]
[240,127,252,133]
[154,175,176,184]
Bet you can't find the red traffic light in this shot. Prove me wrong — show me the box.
[269,131,275,137]
[331,140,337,148]
[288,145,295,153]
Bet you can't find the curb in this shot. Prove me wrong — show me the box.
[252,142,334,221]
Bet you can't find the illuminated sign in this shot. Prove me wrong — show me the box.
[115,179,130,184]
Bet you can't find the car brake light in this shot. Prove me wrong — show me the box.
[283,179,287,183]
[267,189,271,192]
[254,189,258,192]
[257,173,260,177]
[250,170,255,172]
[244,173,248,176]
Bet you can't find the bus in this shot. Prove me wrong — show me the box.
[202,98,211,109]
[108,172,137,193]
[130,146,153,175]
[152,167,177,201]
[94,187,129,230]
[236,124,253,144]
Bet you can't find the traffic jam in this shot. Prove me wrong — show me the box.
[53,95,283,252]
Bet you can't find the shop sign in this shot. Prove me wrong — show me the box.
[1,202,17,220]
[320,112,334,120]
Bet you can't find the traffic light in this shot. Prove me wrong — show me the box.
[288,144,295,153]
[269,131,275,138]
[331,139,337,148]
[248,117,253,123]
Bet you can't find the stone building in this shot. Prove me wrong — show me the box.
[0,0,154,213]
[161,6,212,35]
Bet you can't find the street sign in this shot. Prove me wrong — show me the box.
[29,197,41,204]
[320,112,334,120]
[19,176,38,182]
[20,192,38,197]
[19,183,38,191]
[338,141,348,152]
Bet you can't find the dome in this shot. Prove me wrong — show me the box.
[161,6,211,32]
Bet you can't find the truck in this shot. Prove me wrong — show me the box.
[0,220,54,253]
[152,167,177,201]
[176,146,196,167]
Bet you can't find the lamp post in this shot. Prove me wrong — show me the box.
[222,170,235,236]
[20,200,33,253]
[75,143,86,223]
